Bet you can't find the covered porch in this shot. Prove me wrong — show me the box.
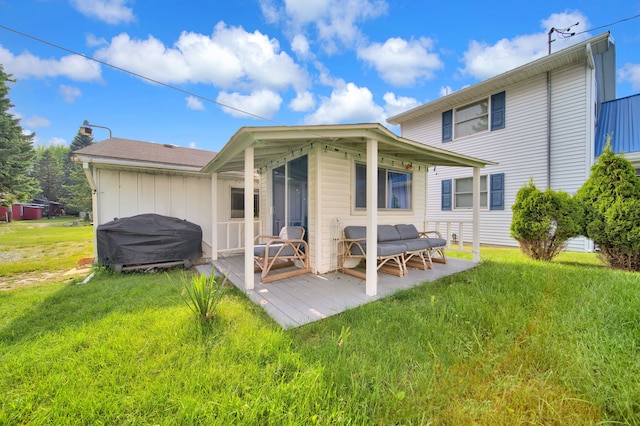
[198,254,478,328]
[202,123,494,298]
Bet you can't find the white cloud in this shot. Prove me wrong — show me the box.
[70,0,135,25]
[265,0,388,53]
[94,23,308,92]
[0,45,102,81]
[23,115,51,128]
[289,91,315,112]
[186,96,205,111]
[86,33,108,47]
[59,85,82,103]
[461,11,590,80]
[619,63,640,91]
[382,92,420,117]
[216,89,283,119]
[303,82,384,124]
[291,34,310,58]
[358,37,442,86]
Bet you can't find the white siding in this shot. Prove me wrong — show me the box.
[400,61,594,250]
[315,148,429,274]
[94,168,213,257]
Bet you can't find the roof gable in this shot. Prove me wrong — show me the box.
[388,32,613,124]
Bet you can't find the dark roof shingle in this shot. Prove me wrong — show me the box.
[74,137,216,168]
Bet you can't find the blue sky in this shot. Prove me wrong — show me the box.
[1,0,639,152]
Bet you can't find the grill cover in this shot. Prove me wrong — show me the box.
[97,214,202,266]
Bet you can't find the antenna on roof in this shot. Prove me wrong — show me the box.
[547,22,579,54]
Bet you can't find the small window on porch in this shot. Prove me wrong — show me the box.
[230,188,259,218]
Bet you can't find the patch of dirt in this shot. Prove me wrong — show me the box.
[0,267,92,291]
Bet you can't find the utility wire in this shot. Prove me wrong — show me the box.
[0,24,283,125]
[574,13,640,36]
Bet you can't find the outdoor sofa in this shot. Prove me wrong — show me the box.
[339,224,447,280]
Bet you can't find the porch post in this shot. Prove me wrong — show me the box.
[472,166,480,262]
[211,172,218,261]
[366,138,378,296]
[244,147,255,290]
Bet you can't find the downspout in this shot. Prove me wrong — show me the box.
[82,162,99,259]
[546,71,551,190]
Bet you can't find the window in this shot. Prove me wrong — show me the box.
[230,188,259,218]
[442,91,505,142]
[355,163,412,209]
[455,176,487,209]
[441,173,504,210]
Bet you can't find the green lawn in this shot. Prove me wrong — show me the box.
[0,221,638,424]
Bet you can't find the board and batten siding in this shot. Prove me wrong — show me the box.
[94,168,213,257]
[400,60,594,250]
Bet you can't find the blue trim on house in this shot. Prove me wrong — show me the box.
[595,93,640,155]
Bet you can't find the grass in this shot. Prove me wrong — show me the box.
[0,220,639,424]
[0,217,94,285]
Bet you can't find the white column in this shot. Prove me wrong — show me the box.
[314,146,322,274]
[211,172,218,261]
[472,166,480,262]
[244,147,255,290]
[366,139,378,296]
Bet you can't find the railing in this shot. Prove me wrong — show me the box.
[217,220,262,253]
[427,220,473,253]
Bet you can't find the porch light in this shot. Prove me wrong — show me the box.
[80,120,112,139]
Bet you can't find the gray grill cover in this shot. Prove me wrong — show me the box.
[96,214,202,266]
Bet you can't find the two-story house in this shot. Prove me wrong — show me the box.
[388,32,617,251]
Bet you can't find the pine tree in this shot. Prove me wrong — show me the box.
[0,64,39,212]
[60,131,94,214]
[35,147,63,201]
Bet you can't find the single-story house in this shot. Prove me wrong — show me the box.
[74,123,494,296]
[387,31,619,251]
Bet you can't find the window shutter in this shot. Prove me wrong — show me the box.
[441,179,452,210]
[489,173,504,210]
[490,91,505,131]
[442,110,453,142]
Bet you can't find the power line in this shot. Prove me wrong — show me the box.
[0,24,282,125]
[575,13,640,36]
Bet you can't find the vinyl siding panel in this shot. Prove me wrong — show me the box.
[400,62,595,249]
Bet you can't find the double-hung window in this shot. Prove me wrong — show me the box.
[355,163,412,209]
[442,91,505,142]
[441,173,504,210]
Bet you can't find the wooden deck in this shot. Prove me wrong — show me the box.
[197,255,479,329]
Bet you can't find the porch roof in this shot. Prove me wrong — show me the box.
[202,123,495,173]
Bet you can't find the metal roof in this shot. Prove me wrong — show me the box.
[595,93,640,156]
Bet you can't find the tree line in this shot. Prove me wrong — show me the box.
[0,64,93,220]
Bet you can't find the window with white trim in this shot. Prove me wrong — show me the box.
[230,188,259,218]
[355,163,412,209]
[442,91,505,142]
[455,176,487,209]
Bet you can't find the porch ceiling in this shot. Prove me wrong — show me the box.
[202,123,495,173]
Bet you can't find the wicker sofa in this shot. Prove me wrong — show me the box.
[339,224,447,280]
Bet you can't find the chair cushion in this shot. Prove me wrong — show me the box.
[344,226,366,240]
[279,226,304,240]
[401,238,431,251]
[254,243,295,258]
[377,224,401,242]
[348,242,406,257]
[425,237,447,248]
[395,224,420,240]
